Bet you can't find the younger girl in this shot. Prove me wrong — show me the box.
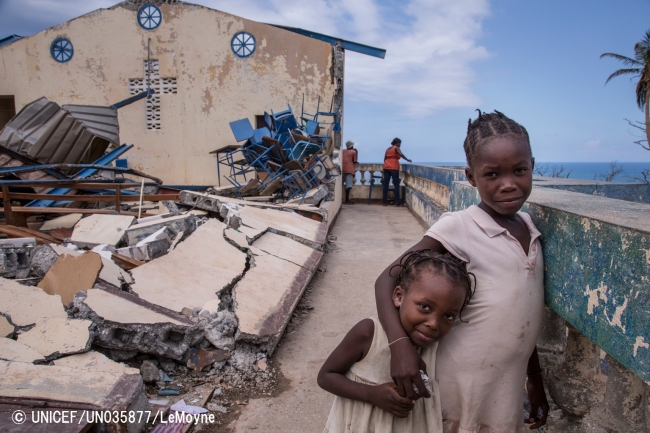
[318,250,474,433]
[375,110,549,432]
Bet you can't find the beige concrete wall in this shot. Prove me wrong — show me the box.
[0,2,336,186]
[402,173,449,208]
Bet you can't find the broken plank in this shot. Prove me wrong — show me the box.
[1,225,62,244]
[111,253,144,270]
[9,207,153,217]
[0,193,179,202]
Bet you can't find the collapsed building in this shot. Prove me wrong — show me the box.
[0,0,385,431]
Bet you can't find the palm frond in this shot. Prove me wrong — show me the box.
[605,68,642,84]
[601,52,643,67]
[635,80,648,110]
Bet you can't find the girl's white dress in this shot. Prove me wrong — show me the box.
[426,205,545,433]
[323,317,443,433]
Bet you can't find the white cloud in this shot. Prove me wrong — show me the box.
[202,0,491,117]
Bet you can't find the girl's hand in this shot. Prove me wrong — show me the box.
[389,338,430,399]
[525,373,549,429]
[370,382,415,418]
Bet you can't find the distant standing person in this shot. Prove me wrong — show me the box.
[383,138,412,206]
[342,140,358,204]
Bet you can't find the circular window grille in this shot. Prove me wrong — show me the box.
[231,32,256,58]
[137,4,162,30]
[50,38,74,63]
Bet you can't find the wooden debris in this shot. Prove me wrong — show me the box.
[37,252,103,305]
[0,224,61,244]
[49,227,73,242]
[111,252,144,270]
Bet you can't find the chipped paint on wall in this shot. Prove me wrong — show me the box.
[0,1,337,185]
[585,283,608,315]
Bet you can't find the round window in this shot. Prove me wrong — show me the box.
[50,38,74,63]
[137,4,162,30]
[231,32,256,58]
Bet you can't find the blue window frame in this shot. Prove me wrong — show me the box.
[231,32,256,58]
[50,38,73,63]
[137,4,162,30]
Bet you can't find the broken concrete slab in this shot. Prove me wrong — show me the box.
[70,214,135,248]
[117,227,171,261]
[131,219,247,313]
[195,309,238,350]
[0,277,67,327]
[73,286,202,361]
[50,244,133,287]
[37,252,103,305]
[0,316,14,337]
[224,228,250,249]
[286,184,329,205]
[124,214,197,246]
[234,206,327,250]
[0,360,149,431]
[0,338,45,363]
[233,248,322,354]
[0,237,36,247]
[53,351,139,375]
[17,317,93,360]
[252,232,323,271]
[40,213,83,231]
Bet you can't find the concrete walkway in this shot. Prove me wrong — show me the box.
[232,204,426,432]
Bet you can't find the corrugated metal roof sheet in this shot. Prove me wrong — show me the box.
[0,97,119,167]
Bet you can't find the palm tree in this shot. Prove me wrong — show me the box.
[601,30,650,149]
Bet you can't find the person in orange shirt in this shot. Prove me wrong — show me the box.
[342,140,359,204]
[383,138,412,206]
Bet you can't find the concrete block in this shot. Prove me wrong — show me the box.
[70,214,135,248]
[40,213,83,230]
[0,316,14,337]
[233,246,322,354]
[37,252,103,305]
[286,184,329,205]
[0,338,45,363]
[124,214,197,246]
[17,317,94,360]
[131,219,246,313]
[0,245,33,278]
[53,351,139,375]
[140,359,161,383]
[73,286,203,361]
[0,360,149,432]
[28,244,59,278]
[0,277,67,327]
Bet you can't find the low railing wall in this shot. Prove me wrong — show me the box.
[400,164,650,431]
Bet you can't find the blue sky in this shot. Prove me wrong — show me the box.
[1,0,650,164]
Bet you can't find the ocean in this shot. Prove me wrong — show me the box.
[418,162,650,182]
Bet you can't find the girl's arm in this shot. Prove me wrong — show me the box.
[375,236,447,399]
[317,319,415,418]
[525,347,549,428]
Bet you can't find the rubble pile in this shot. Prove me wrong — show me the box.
[0,191,328,432]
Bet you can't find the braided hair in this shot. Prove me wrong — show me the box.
[463,109,531,167]
[390,249,475,322]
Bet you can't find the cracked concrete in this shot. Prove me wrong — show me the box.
[73,286,202,361]
[71,214,135,248]
[0,277,67,327]
[16,317,94,360]
[0,338,45,363]
[131,219,247,312]
[124,213,197,246]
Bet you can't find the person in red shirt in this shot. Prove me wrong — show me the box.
[383,138,412,206]
[341,140,358,204]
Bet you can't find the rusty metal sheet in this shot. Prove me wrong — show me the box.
[0,97,119,167]
[186,348,231,371]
